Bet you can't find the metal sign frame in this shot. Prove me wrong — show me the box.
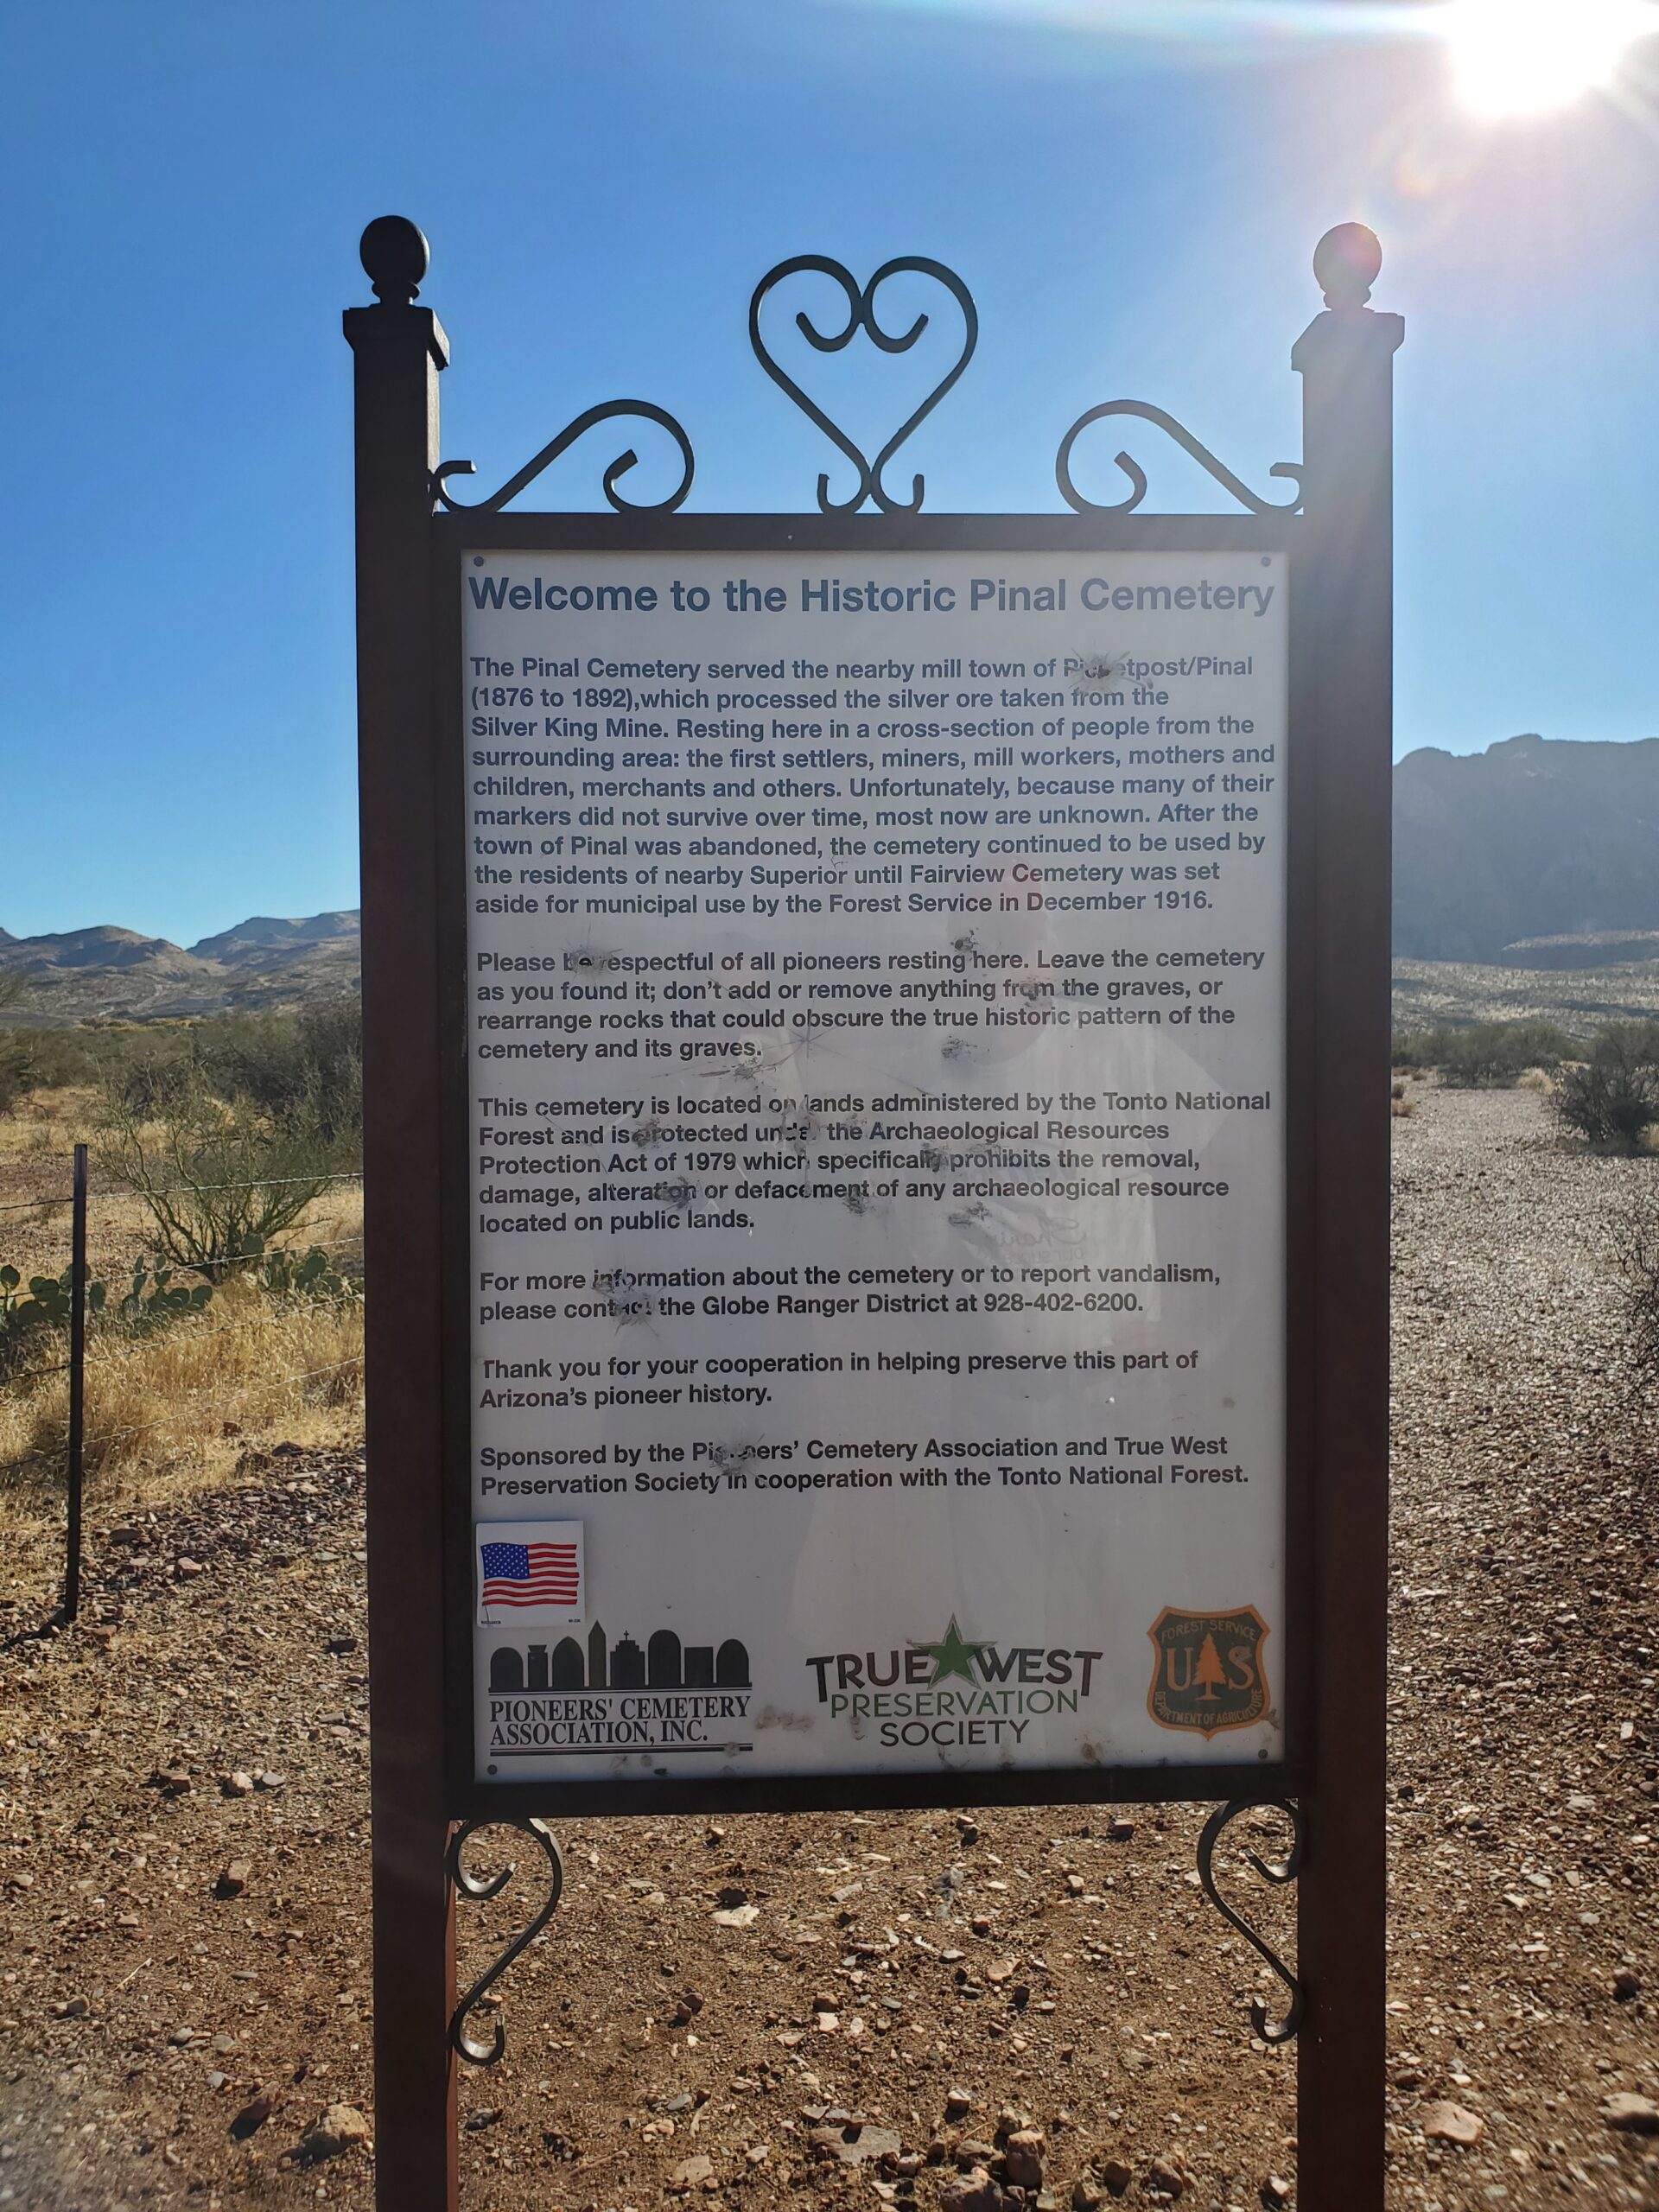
[346,219,1399,2212]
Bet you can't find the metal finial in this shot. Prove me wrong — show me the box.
[359,215,429,305]
[1313,223,1382,311]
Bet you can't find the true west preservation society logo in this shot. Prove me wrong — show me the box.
[805,1616,1103,1750]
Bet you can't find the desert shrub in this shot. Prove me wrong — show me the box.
[0,974,33,1114]
[206,1001,363,1151]
[99,1080,340,1280]
[1391,1029,1441,1072]
[1556,1023,1659,1154]
[1611,1195,1659,1389]
[97,1004,362,1160]
[1393,1020,1573,1086]
[1436,1020,1575,1088]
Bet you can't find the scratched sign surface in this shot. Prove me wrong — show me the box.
[463,549,1287,1783]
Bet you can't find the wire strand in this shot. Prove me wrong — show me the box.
[0,1171,363,1216]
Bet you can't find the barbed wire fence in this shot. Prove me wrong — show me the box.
[1,1151,365,1629]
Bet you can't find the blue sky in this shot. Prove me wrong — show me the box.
[3,0,1656,947]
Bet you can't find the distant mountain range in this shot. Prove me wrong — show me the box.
[3,736,1656,1020]
[1395,734,1659,963]
[0,913,360,1021]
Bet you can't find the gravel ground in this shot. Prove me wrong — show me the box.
[0,1086,1654,2211]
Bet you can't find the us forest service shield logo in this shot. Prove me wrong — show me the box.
[1147,1605,1269,1737]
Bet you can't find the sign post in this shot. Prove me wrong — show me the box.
[346,219,1399,2212]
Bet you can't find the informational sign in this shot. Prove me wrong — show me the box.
[461,548,1287,1786]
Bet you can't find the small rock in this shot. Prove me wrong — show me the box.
[1602,2093,1659,2134]
[1106,1817,1135,1842]
[230,2091,274,2140]
[1098,2160,1134,2199]
[938,2168,1009,2212]
[1072,2182,1107,2212]
[325,1636,357,1654]
[175,1557,205,1579]
[1064,1872,1085,1894]
[220,1771,255,1798]
[1422,2101,1484,2148]
[1002,2129,1046,2188]
[807,2122,901,2168]
[716,1884,749,1909]
[1262,2179,1293,2207]
[956,1819,981,1845]
[149,1770,192,1797]
[254,1770,287,1791]
[1612,1968,1641,2001]
[985,1958,1018,1986]
[215,1861,252,1899]
[52,1996,88,2019]
[944,2087,975,2119]
[713,1903,758,1929]
[297,2103,371,2162]
[667,2152,715,2192]
[1147,2153,1188,2198]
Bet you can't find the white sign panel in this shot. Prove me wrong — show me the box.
[463,548,1287,1784]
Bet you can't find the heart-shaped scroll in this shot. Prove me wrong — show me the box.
[748,255,977,514]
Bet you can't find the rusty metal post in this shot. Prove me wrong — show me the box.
[61,1142,87,1623]
[1291,225,1403,2212]
[344,216,458,2212]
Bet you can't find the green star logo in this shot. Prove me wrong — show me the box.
[916,1615,988,1685]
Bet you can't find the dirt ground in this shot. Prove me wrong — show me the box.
[0,1085,1655,2211]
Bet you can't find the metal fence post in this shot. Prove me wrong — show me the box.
[344,217,459,2212]
[62,1141,87,1622]
[1291,225,1403,2212]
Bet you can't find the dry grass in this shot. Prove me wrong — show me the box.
[0,1282,364,1533]
[1,1084,367,1536]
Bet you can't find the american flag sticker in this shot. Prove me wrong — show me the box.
[475,1520,584,1626]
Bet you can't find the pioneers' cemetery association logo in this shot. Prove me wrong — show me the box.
[484,1620,753,1762]
[1146,1605,1269,1736]
[805,1615,1103,1751]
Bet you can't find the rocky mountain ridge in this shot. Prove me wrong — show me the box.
[0,913,360,1020]
[1394,732,1659,963]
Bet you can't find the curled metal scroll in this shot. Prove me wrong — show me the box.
[1196,1798,1304,2045]
[749,255,977,514]
[432,400,694,515]
[446,1816,563,2065]
[1056,401,1303,517]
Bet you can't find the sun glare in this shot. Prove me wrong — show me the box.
[1447,0,1652,116]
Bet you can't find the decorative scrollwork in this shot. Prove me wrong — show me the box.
[1196,1798,1304,2045]
[1056,401,1303,517]
[446,1817,563,2066]
[749,255,977,515]
[432,401,694,516]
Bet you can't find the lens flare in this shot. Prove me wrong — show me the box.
[1446,0,1653,116]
